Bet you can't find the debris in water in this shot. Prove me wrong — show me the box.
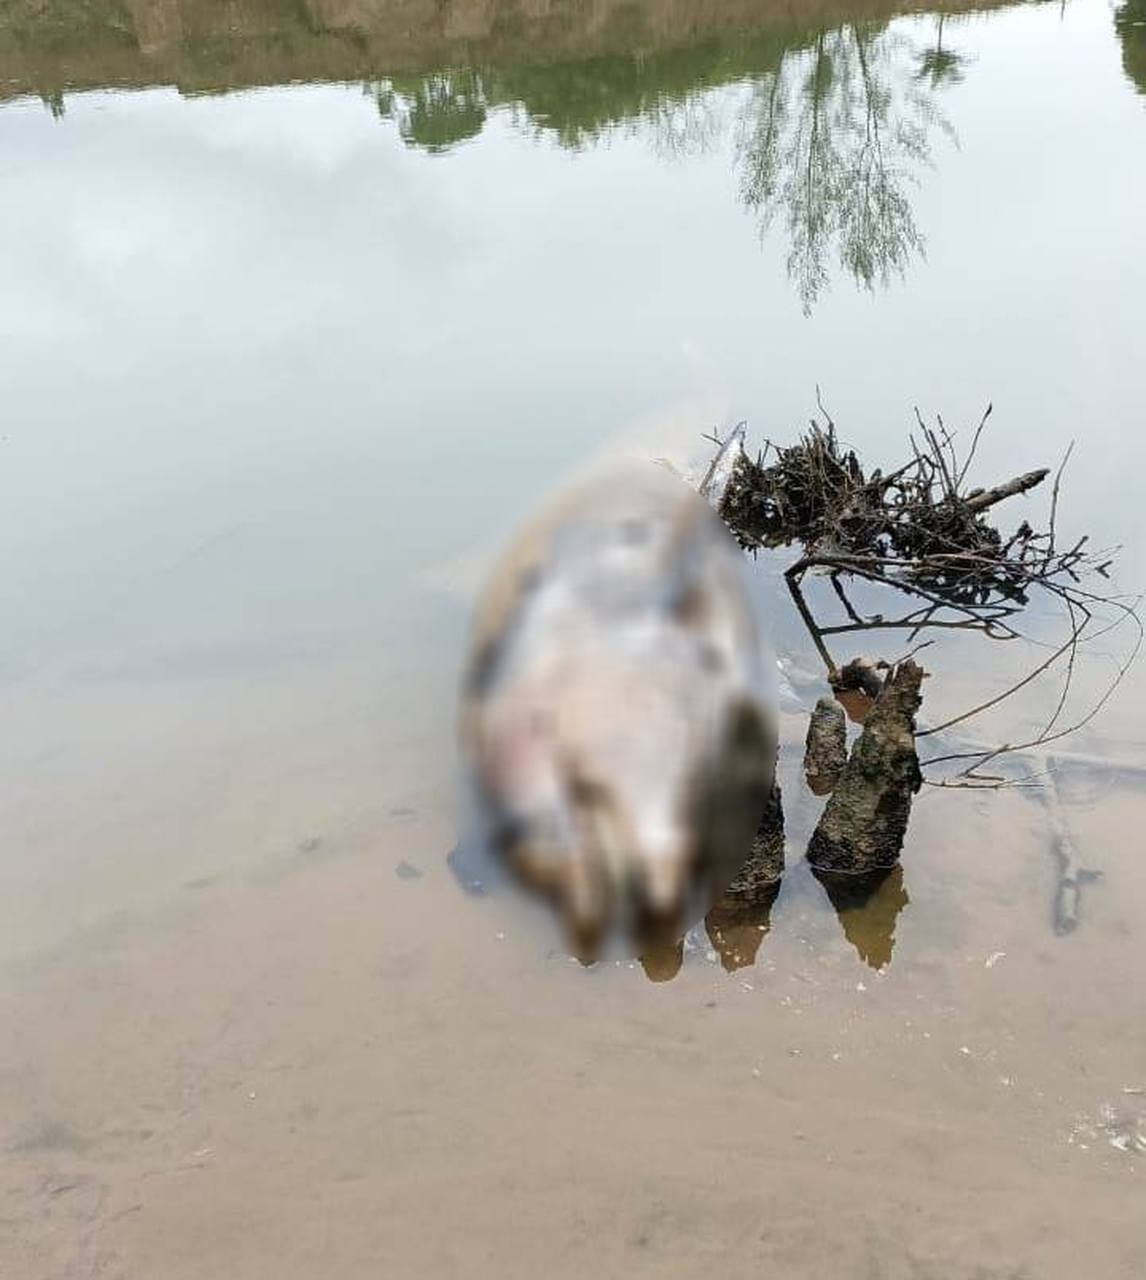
[713,412,1140,789]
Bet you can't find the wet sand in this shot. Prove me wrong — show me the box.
[3,668,1144,1280]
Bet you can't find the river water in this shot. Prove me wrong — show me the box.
[1,1,1145,1276]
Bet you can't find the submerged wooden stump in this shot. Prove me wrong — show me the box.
[804,697,847,795]
[726,779,785,895]
[807,660,924,873]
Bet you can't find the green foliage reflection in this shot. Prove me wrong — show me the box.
[1115,0,1146,96]
[373,21,961,311]
[737,24,954,312]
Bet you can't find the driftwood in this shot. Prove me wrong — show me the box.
[806,659,924,873]
[962,469,1049,513]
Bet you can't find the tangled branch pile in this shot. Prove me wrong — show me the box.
[712,406,1141,786]
[718,407,1108,618]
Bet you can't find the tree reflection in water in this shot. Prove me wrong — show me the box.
[373,20,962,311]
[737,24,955,312]
[915,14,971,89]
[634,866,910,983]
[375,71,488,153]
[1115,0,1146,97]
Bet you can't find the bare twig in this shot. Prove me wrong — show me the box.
[956,402,993,489]
[1048,439,1075,555]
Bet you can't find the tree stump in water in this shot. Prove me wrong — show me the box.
[807,660,924,873]
[726,780,785,894]
[804,697,847,795]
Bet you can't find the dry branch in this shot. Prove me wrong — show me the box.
[712,410,1140,785]
[963,469,1050,513]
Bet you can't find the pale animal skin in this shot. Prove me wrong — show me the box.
[459,449,777,957]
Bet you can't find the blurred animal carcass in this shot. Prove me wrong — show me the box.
[458,438,778,959]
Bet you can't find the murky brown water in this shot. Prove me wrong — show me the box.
[2,0,1145,1276]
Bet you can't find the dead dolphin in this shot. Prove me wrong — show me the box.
[457,431,777,958]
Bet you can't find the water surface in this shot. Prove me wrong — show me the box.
[2,1,1145,1276]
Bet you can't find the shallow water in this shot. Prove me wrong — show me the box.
[2,1,1145,1276]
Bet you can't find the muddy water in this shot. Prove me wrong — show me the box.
[2,1,1145,1276]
